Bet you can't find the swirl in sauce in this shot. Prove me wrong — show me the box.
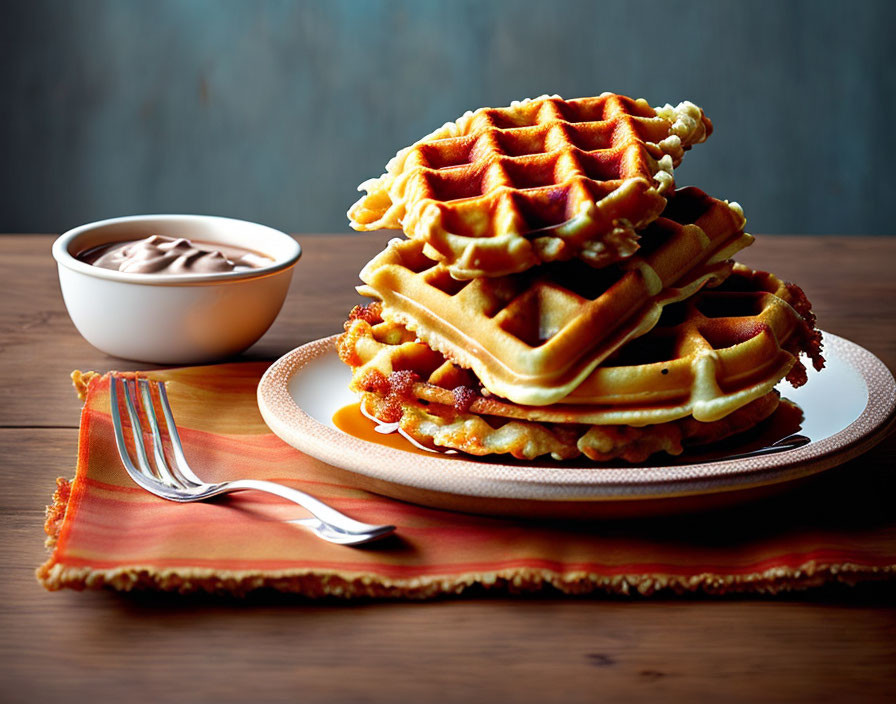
[78,235,272,274]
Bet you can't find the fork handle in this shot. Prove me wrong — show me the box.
[201,479,388,535]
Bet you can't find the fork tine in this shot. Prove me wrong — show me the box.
[136,379,183,488]
[156,381,205,485]
[111,376,161,485]
[110,377,145,482]
[120,377,160,482]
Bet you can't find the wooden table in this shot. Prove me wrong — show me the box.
[2,233,894,703]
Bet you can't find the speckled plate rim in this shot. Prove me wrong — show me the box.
[257,332,896,502]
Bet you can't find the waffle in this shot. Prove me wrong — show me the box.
[337,291,811,462]
[357,187,753,407]
[348,94,713,278]
[356,386,785,462]
[339,265,824,430]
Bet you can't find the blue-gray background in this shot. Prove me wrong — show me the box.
[2,0,894,235]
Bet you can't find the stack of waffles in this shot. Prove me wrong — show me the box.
[339,94,824,462]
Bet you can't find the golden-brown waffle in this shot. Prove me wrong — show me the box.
[564,265,825,422]
[355,387,784,462]
[357,187,753,406]
[348,94,713,278]
[338,304,791,462]
[339,264,824,430]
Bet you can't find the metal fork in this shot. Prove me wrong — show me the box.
[109,376,395,545]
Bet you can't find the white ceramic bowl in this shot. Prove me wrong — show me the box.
[52,214,302,364]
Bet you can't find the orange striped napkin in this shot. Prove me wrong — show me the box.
[37,365,896,598]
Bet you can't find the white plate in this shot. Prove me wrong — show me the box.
[257,333,896,518]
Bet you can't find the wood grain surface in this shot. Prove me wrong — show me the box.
[2,233,895,704]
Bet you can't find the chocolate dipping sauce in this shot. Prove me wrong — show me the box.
[77,235,272,275]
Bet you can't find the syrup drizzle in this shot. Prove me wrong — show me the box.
[358,402,458,455]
